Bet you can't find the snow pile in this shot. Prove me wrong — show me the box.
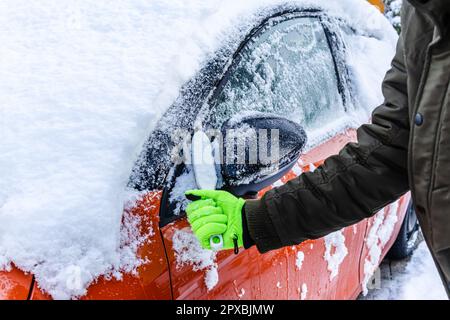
[324,230,348,280]
[0,0,221,298]
[362,201,399,295]
[172,229,219,291]
[0,0,396,298]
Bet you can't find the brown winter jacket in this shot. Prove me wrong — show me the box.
[245,0,450,294]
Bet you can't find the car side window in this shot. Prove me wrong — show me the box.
[209,16,344,132]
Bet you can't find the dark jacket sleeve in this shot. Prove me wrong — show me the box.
[245,34,411,253]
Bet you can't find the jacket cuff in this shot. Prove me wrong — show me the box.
[241,206,255,249]
[244,199,283,253]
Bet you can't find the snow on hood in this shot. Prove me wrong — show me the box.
[0,0,397,299]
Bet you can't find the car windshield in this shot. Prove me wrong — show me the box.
[209,16,344,132]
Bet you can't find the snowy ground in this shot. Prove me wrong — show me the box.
[359,239,448,300]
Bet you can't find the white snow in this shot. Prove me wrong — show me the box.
[273,179,285,187]
[172,229,218,291]
[169,169,198,216]
[296,251,305,270]
[191,130,218,190]
[361,241,448,300]
[291,163,303,176]
[300,283,308,300]
[395,242,447,300]
[385,0,402,30]
[324,229,348,280]
[378,201,399,247]
[204,267,219,291]
[0,0,397,299]
[362,201,400,295]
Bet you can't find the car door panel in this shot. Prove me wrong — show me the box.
[256,128,367,300]
[158,6,405,300]
[161,220,260,300]
[157,10,373,299]
[155,10,409,300]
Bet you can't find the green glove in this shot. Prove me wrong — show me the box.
[185,190,246,252]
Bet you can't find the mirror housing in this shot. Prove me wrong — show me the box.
[219,114,307,197]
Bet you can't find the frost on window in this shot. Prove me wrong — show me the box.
[210,17,343,134]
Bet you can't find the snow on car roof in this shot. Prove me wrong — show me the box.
[0,0,397,299]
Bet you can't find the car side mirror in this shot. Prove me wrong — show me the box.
[219,114,307,197]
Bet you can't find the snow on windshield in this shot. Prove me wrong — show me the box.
[0,0,397,299]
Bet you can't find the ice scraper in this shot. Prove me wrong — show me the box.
[190,130,224,251]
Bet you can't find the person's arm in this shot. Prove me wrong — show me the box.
[245,34,410,253]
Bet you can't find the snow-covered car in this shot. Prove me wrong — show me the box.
[0,0,418,300]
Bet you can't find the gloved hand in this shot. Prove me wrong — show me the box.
[185,190,245,252]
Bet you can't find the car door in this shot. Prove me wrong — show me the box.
[158,11,368,300]
[203,12,367,300]
[266,133,368,300]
